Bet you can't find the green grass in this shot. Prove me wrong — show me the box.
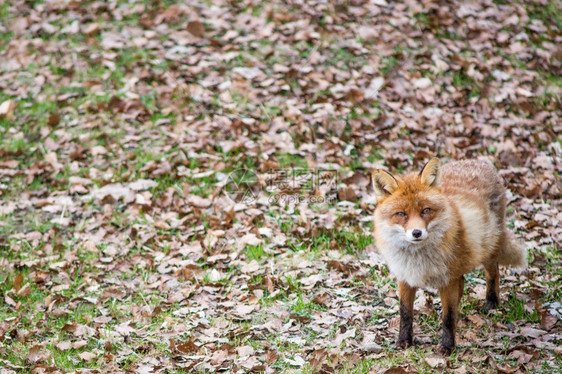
[275,153,309,169]
[279,228,374,261]
[537,246,562,304]
[525,0,562,30]
[331,230,373,255]
[244,244,268,262]
[289,294,324,318]
[381,56,399,76]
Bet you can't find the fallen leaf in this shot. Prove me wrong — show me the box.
[47,112,60,127]
[13,274,24,292]
[16,283,31,297]
[128,179,158,191]
[265,350,278,365]
[235,304,256,316]
[0,160,18,168]
[187,20,205,38]
[468,314,486,327]
[4,295,16,307]
[186,194,212,208]
[55,341,72,351]
[357,342,383,353]
[69,341,87,350]
[240,259,260,273]
[337,186,357,201]
[206,269,224,282]
[176,338,199,354]
[425,354,446,368]
[27,345,48,364]
[83,23,100,36]
[520,326,546,339]
[78,351,97,362]
[0,100,16,120]
[540,310,558,331]
[286,354,305,367]
[384,368,411,374]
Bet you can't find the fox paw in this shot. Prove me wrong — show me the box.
[439,344,454,356]
[484,300,498,313]
[395,338,412,350]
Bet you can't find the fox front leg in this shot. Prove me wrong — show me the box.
[439,277,463,355]
[396,281,417,349]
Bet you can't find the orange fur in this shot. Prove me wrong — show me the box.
[372,158,526,354]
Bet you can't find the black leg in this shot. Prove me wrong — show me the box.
[397,301,414,348]
[440,307,455,355]
[484,262,500,313]
[439,277,462,355]
[396,281,416,349]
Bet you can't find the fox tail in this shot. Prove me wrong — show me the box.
[498,231,527,269]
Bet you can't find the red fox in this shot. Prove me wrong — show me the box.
[372,158,526,354]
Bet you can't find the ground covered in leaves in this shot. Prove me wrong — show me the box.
[0,0,561,373]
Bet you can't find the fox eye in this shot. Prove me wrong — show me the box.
[421,208,431,215]
[395,212,407,218]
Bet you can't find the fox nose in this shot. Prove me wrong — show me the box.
[412,229,422,238]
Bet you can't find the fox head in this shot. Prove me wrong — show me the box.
[372,158,450,246]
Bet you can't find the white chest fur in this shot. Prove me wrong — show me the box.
[376,220,452,289]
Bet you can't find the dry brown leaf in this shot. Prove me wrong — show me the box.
[4,295,16,307]
[177,264,203,280]
[424,354,446,368]
[55,341,72,351]
[468,314,486,327]
[384,368,412,374]
[262,276,274,293]
[176,338,199,354]
[73,340,88,349]
[47,112,60,127]
[78,351,97,362]
[0,160,18,168]
[0,100,16,120]
[235,304,256,316]
[337,186,357,201]
[240,259,260,273]
[27,345,49,364]
[327,260,353,273]
[520,326,546,339]
[187,20,205,38]
[186,194,212,208]
[313,292,330,307]
[101,287,127,301]
[496,363,518,373]
[540,310,558,331]
[210,348,229,365]
[265,350,278,365]
[16,283,31,297]
[62,321,78,332]
[13,274,24,292]
[83,23,100,36]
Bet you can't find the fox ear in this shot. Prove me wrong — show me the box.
[419,158,441,187]
[371,170,398,199]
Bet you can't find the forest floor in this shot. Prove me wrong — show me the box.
[0,0,561,373]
